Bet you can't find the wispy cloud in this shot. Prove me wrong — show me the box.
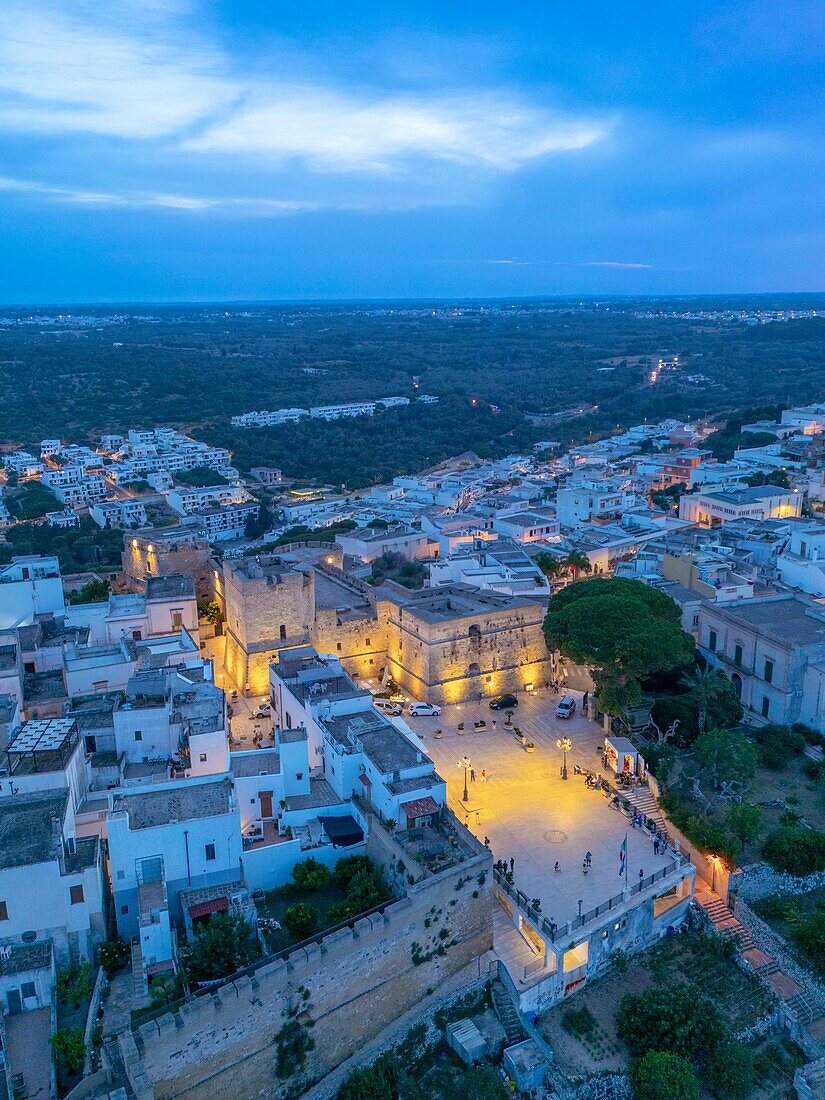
[581,261,653,269]
[0,2,609,180]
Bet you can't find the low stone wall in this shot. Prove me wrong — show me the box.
[735,899,825,1017]
[738,860,825,902]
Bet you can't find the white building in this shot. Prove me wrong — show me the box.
[310,402,376,421]
[679,485,801,526]
[90,499,148,529]
[166,484,250,517]
[0,557,64,630]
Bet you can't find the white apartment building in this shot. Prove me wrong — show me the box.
[195,502,259,541]
[90,499,148,529]
[556,479,630,528]
[492,511,560,544]
[166,484,249,517]
[679,485,801,526]
[775,522,825,596]
[231,408,308,428]
[310,401,377,420]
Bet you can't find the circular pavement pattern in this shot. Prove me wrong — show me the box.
[543,829,568,844]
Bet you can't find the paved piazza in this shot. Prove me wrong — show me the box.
[409,689,675,929]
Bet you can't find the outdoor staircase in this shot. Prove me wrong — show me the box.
[697,893,755,952]
[490,979,524,1045]
[622,787,668,834]
[786,991,820,1025]
[130,939,148,998]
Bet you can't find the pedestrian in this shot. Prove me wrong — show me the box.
[509,857,514,873]
[582,859,589,875]
[554,861,561,873]
[638,869,644,882]
[480,769,486,782]
[484,836,490,848]
[585,850,592,867]
[653,838,660,855]
[470,768,476,782]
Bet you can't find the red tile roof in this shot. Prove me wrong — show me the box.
[400,796,440,820]
[188,896,228,919]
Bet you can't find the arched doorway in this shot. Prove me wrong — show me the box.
[731,673,742,700]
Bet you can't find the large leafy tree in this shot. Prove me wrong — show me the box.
[631,1052,699,1100]
[682,667,743,735]
[543,578,695,716]
[694,727,758,790]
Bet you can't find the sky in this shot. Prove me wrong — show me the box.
[0,0,823,303]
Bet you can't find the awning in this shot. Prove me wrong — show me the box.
[188,896,228,919]
[358,774,371,786]
[400,796,440,820]
[319,814,364,848]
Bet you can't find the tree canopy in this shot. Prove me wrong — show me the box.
[543,577,695,715]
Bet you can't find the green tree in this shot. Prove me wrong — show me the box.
[725,801,762,851]
[51,1028,86,1077]
[794,911,825,975]
[631,1052,699,1100]
[564,550,592,579]
[184,912,259,982]
[535,551,564,580]
[543,578,694,717]
[694,727,758,790]
[283,903,319,940]
[763,826,825,875]
[682,667,742,736]
[291,857,331,891]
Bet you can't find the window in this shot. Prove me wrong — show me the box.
[734,643,743,667]
[399,640,403,652]
[117,869,125,880]
[20,982,35,1000]
[286,712,292,729]
[336,642,342,651]
[279,624,287,641]
[708,629,717,652]
[366,637,371,646]
[764,659,774,685]
[369,658,374,666]
[70,885,84,905]
[132,629,142,641]
[199,753,207,763]
[121,905,129,915]
[761,696,770,719]
[0,901,8,921]
[205,843,216,861]
[172,610,183,630]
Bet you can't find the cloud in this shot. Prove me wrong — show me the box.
[581,261,653,269]
[0,2,609,177]
[184,89,607,172]
[0,3,235,140]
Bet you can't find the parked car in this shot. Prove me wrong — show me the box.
[254,703,271,718]
[556,695,576,719]
[373,698,403,717]
[409,702,442,717]
[489,694,518,711]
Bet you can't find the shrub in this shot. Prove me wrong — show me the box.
[55,961,92,1008]
[283,903,319,941]
[650,696,698,746]
[763,826,825,875]
[291,857,331,891]
[99,938,130,979]
[561,1005,596,1037]
[793,911,825,975]
[275,1019,315,1079]
[184,912,259,983]
[803,758,825,781]
[51,1028,85,1076]
[753,723,806,769]
[631,1052,699,1100]
[331,854,375,888]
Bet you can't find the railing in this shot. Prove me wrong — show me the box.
[493,855,691,947]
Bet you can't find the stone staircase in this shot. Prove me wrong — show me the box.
[697,891,755,951]
[786,990,819,1025]
[622,787,668,834]
[490,979,524,1045]
[130,939,147,998]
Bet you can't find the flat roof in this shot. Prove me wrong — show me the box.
[709,595,825,646]
[229,749,281,777]
[146,573,195,601]
[387,583,539,623]
[0,790,68,868]
[323,709,426,774]
[112,777,234,830]
[9,717,77,755]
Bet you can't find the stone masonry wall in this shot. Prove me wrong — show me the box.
[127,853,493,1098]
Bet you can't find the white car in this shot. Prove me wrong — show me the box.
[254,703,271,719]
[373,698,403,717]
[408,702,442,717]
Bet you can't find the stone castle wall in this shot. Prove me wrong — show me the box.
[123,849,493,1099]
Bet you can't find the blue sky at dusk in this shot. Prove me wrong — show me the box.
[0,0,823,302]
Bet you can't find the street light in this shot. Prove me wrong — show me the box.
[557,737,571,781]
[458,756,471,802]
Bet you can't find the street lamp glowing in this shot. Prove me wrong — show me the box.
[557,736,571,781]
[457,755,472,802]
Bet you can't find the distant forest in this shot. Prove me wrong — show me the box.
[2,297,825,486]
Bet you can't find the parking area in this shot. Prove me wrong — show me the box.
[408,689,674,929]
[226,692,275,750]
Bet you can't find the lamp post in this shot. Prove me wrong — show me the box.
[458,756,471,802]
[557,736,571,781]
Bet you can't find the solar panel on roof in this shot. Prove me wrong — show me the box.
[9,718,75,753]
